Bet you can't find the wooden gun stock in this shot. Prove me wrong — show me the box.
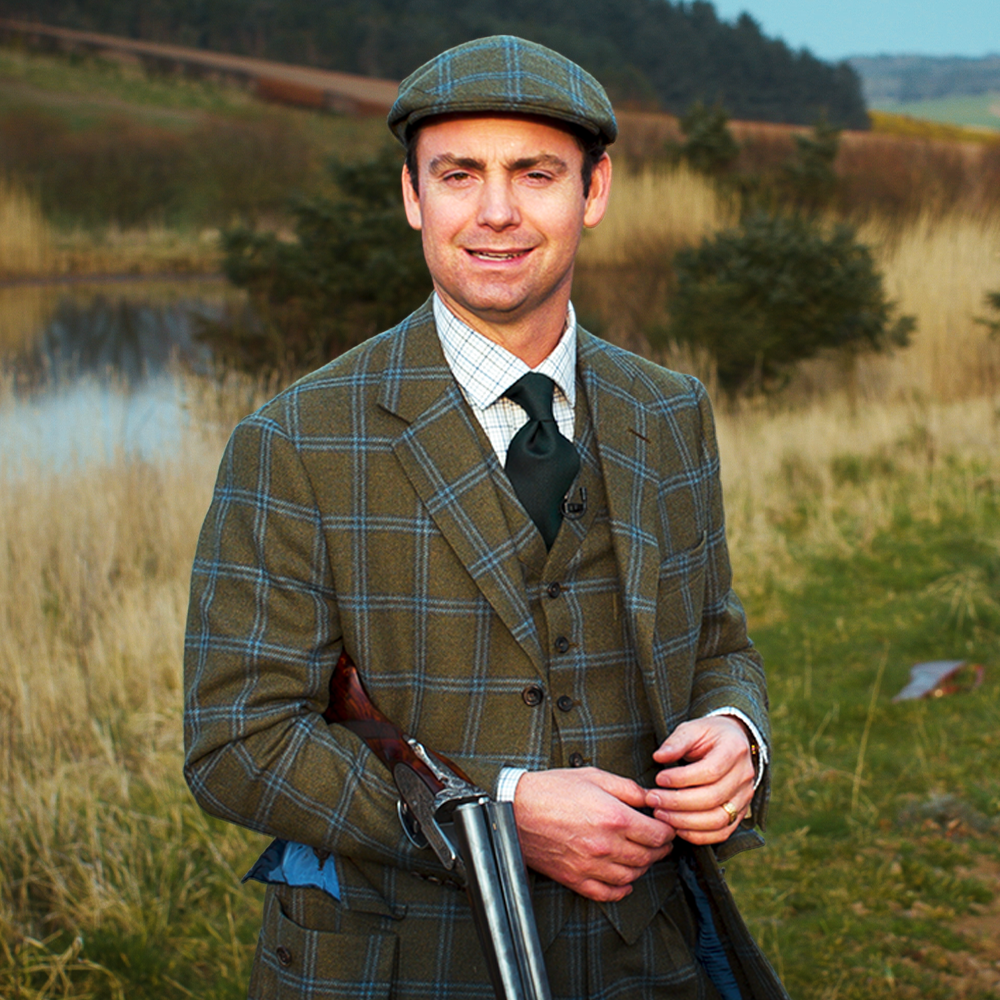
[322,649,475,788]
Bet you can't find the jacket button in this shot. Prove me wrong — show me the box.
[568,752,586,768]
[276,945,293,967]
[557,695,574,712]
[522,684,544,706]
[554,636,570,654]
[547,582,562,599]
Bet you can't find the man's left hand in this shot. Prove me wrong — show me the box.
[644,716,754,845]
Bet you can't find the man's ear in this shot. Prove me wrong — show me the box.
[582,154,613,230]
[401,165,423,231]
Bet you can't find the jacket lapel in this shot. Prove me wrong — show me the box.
[577,330,668,735]
[378,304,545,674]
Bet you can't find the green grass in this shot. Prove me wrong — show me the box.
[874,92,1000,132]
[729,470,1000,1000]
[0,43,391,228]
[0,44,386,150]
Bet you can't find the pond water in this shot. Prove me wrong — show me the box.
[0,278,238,474]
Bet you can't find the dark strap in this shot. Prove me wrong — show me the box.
[502,373,580,549]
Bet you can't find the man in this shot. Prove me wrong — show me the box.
[185,35,786,1000]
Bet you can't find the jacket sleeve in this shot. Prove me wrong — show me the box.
[183,412,423,873]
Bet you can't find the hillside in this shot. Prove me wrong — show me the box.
[0,0,868,127]
[851,53,1000,106]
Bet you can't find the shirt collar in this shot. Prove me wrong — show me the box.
[433,294,577,410]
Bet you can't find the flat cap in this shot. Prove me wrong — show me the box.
[388,35,617,146]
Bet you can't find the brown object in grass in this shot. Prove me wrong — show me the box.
[891,660,985,701]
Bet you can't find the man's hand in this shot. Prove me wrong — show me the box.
[644,716,755,845]
[513,767,676,902]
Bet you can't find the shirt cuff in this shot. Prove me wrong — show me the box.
[705,707,769,789]
[496,766,528,802]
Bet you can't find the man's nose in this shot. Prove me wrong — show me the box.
[477,176,519,230]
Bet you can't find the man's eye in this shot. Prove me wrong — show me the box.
[443,171,472,182]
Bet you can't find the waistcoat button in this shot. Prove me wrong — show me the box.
[556,695,574,712]
[568,752,585,767]
[547,582,562,599]
[276,946,293,967]
[522,684,544,706]
[554,636,570,654]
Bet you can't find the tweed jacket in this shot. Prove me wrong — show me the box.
[183,298,776,993]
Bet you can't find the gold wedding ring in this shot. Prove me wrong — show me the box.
[722,801,738,825]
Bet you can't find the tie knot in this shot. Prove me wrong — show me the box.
[503,372,556,423]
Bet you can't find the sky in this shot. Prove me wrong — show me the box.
[708,0,1000,61]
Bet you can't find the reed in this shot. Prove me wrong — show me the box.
[0,175,220,281]
[0,176,52,278]
[857,210,1000,401]
[579,162,737,265]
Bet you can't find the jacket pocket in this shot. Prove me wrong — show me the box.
[658,531,707,598]
[250,890,398,999]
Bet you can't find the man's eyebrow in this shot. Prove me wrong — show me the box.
[427,152,571,175]
[507,154,570,174]
[428,153,486,175]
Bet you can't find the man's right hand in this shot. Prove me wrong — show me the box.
[512,767,676,902]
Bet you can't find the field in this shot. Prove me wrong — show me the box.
[3,40,1000,1000]
[876,93,1000,132]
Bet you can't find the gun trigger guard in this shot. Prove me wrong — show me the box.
[397,799,429,849]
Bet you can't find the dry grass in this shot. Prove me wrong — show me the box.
[856,211,1000,401]
[716,393,1000,596]
[869,110,1000,146]
[0,180,221,281]
[0,373,275,997]
[2,370,997,993]
[575,165,736,348]
[579,162,737,264]
[0,176,53,278]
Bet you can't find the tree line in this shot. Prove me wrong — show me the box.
[4,0,869,127]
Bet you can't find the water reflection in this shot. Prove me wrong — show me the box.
[1,280,229,386]
[1,376,189,475]
[0,279,238,472]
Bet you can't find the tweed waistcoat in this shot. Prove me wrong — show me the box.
[490,381,682,949]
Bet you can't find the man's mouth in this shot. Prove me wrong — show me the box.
[465,249,532,261]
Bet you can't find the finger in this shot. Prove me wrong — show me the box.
[575,878,634,903]
[647,772,751,814]
[620,810,677,849]
[590,770,649,809]
[653,798,751,833]
[593,835,674,870]
[652,718,722,761]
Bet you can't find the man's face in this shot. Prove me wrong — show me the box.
[401,114,611,334]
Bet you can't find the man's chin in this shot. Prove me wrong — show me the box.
[438,289,535,326]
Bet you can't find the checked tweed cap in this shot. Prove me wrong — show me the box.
[388,35,618,145]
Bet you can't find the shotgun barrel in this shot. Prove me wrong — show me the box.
[324,650,552,1000]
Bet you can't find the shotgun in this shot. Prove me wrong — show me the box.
[323,650,552,1000]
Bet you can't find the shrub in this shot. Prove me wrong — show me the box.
[674,102,740,176]
[977,291,1000,337]
[204,146,430,373]
[781,117,840,214]
[655,212,915,395]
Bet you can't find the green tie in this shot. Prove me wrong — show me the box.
[503,373,580,549]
